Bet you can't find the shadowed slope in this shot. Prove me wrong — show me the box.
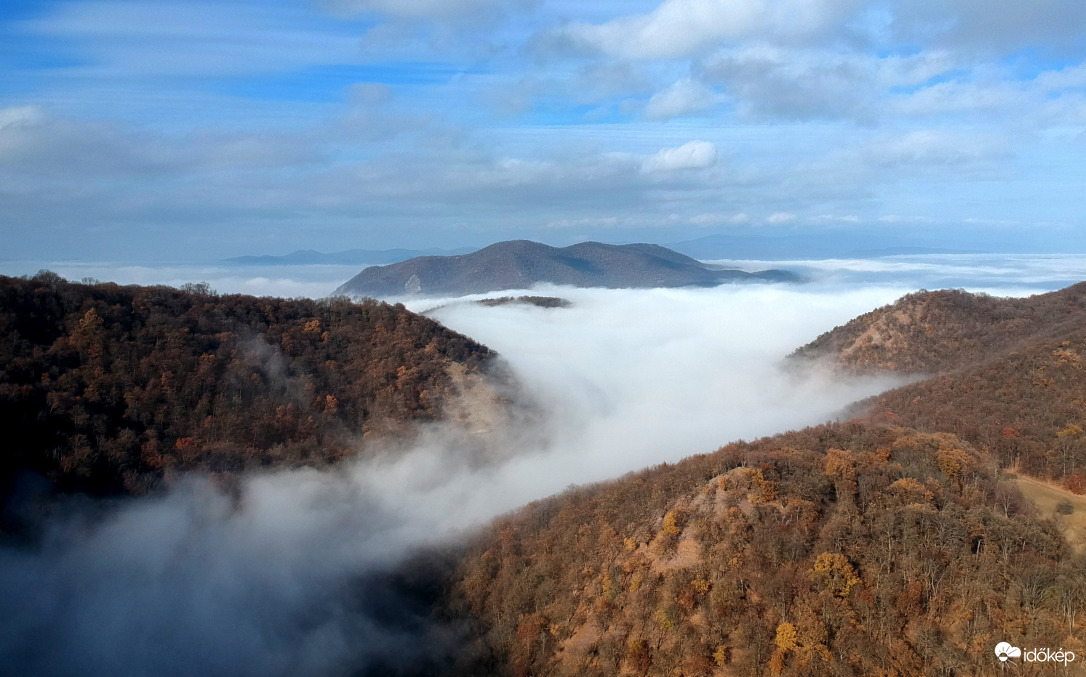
[0,273,499,501]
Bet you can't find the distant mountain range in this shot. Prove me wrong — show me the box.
[333,240,799,298]
[222,247,475,266]
[224,239,981,269]
[667,233,982,260]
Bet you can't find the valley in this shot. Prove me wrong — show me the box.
[3,265,1086,676]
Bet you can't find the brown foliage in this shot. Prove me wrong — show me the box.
[440,423,1078,676]
[0,274,494,499]
[791,283,1086,374]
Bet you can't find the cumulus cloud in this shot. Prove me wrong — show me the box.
[644,78,719,119]
[1035,63,1086,92]
[555,0,856,60]
[810,213,861,224]
[699,45,958,122]
[886,0,1086,51]
[553,0,1086,60]
[860,130,1005,168]
[892,80,1025,116]
[689,211,750,226]
[0,106,44,131]
[641,140,718,172]
[766,211,796,224]
[701,45,871,121]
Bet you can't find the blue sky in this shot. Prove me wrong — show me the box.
[2,0,1085,261]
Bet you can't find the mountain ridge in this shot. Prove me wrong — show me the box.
[790,283,1086,375]
[334,240,798,298]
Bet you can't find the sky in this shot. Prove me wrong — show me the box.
[2,0,1086,262]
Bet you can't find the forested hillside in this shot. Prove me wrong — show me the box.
[0,273,495,499]
[438,423,1081,676]
[791,283,1086,374]
[791,283,1086,487]
[859,331,1086,487]
[427,282,1086,677]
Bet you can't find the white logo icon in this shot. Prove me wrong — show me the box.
[995,642,1022,662]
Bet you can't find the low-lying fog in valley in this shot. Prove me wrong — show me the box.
[0,256,1079,675]
[4,252,1086,299]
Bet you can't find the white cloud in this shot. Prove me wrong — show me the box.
[0,106,44,131]
[644,78,719,119]
[893,80,1024,116]
[549,0,1086,62]
[1035,63,1086,92]
[557,0,857,60]
[877,214,935,224]
[887,0,1086,50]
[641,140,718,172]
[861,130,1004,168]
[810,213,860,224]
[689,211,750,226]
[766,211,796,224]
[700,45,959,122]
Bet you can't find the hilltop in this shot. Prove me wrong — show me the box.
[434,423,1073,677]
[0,273,500,504]
[334,240,798,298]
[789,283,1086,486]
[790,283,1086,375]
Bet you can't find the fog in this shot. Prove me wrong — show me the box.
[3,251,1086,298]
[0,274,1069,675]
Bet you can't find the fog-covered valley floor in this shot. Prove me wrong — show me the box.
[0,256,1081,676]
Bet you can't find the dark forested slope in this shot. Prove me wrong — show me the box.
[437,423,1081,677]
[0,273,496,498]
[791,283,1086,374]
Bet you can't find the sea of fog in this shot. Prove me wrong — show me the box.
[1,253,1085,675]
[2,251,1086,298]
